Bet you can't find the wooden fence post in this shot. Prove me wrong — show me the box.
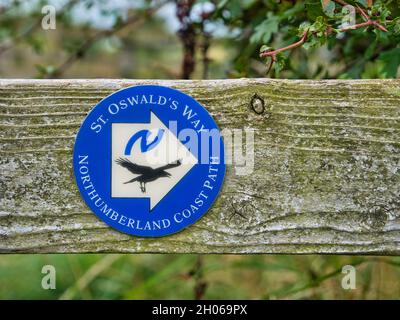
[1,79,399,254]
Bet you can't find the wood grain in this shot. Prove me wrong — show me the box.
[1,79,399,254]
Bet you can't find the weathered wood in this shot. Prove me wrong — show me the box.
[1,79,399,254]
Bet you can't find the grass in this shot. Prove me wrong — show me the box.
[0,255,399,299]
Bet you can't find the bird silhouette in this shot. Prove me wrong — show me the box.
[115,158,182,193]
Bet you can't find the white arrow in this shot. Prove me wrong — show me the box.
[111,112,198,210]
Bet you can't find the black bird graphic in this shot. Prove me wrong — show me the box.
[115,158,182,193]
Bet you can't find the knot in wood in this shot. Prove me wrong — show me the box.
[250,93,265,114]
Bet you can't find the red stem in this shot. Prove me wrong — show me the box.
[259,0,389,60]
[338,20,373,32]
[260,30,308,58]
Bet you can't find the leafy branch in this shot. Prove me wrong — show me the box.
[259,0,396,74]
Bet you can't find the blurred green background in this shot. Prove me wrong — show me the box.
[0,0,399,299]
[1,255,400,299]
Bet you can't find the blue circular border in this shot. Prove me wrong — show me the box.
[73,85,225,237]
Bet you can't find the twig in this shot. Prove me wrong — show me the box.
[338,19,387,32]
[192,255,207,300]
[272,259,366,299]
[332,0,368,14]
[59,254,122,300]
[200,11,212,80]
[334,0,388,31]
[260,30,308,58]
[265,57,274,74]
[176,0,196,79]
[259,0,390,73]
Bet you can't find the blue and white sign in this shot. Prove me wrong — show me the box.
[73,85,225,237]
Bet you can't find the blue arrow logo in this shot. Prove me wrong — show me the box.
[124,128,165,155]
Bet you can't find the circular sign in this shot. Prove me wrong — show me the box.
[73,85,225,237]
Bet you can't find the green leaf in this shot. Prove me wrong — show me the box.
[274,53,286,73]
[26,34,45,54]
[355,0,368,8]
[298,21,312,36]
[223,0,242,19]
[388,17,400,35]
[321,0,335,18]
[281,2,306,20]
[35,64,56,78]
[378,47,400,78]
[217,0,229,9]
[311,16,328,36]
[259,45,272,53]
[250,13,280,44]
[370,2,391,21]
[364,39,377,60]
[305,0,324,20]
[301,16,329,50]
